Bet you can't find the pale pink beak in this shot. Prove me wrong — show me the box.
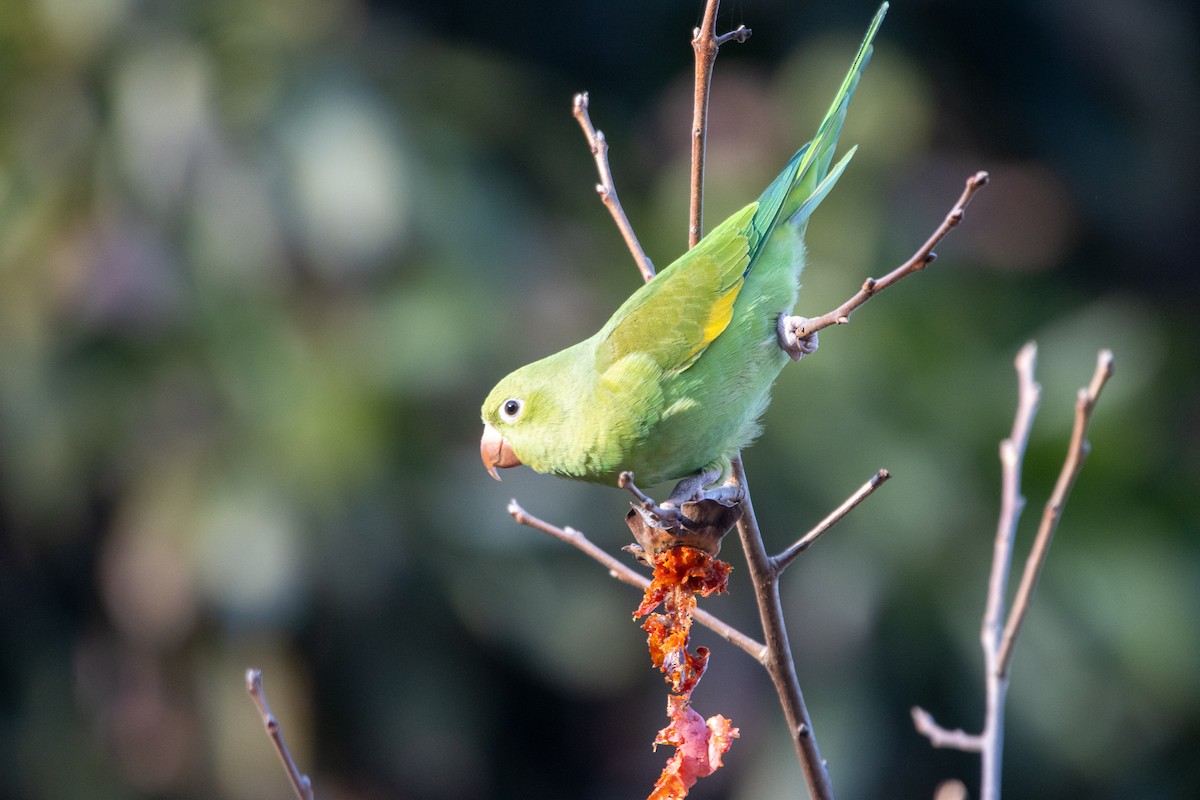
[481,422,522,480]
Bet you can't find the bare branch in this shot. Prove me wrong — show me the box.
[689,0,751,247]
[730,457,835,800]
[507,500,767,661]
[572,93,656,282]
[911,706,985,752]
[772,468,891,574]
[795,171,990,338]
[913,346,1114,800]
[959,342,1042,798]
[997,348,1114,673]
[245,669,315,800]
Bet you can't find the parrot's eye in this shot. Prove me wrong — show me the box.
[500,398,523,422]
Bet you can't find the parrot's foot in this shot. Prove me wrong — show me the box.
[661,470,723,510]
[777,314,820,361]
[622,469,743,522]
[662,473,745,511]
[619,471,744,560]
[619,472,698,528]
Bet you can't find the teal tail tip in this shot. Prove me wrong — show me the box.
[752,1,890,230]
[865,2,889,56]
[784,1,889,217]
[860,3,889,60]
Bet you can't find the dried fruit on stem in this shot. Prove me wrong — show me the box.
[635,546,731,693]
[648,695,740,800]
[634,545,736,799]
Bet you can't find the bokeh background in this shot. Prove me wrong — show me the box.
[1,0,1197,798]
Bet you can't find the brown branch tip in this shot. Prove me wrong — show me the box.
[716,25,752,46]
[797,170,989,338]
[911,706,984,753]
[246,668,315,800]
[994,346,1114,673]
[571,92,656,282]
[772,468,892,573]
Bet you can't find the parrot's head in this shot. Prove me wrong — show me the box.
[480,356,568,480]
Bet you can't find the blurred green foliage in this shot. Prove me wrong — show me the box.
[1,0,1197,798]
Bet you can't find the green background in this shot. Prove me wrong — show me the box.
[1,0,1196,798]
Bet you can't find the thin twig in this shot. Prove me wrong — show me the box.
[507,500,767,661]
[910,707,984,752]
[795,171,990,338]
[982,343,1041,664]
[716,26,752,47]
[572,93,656,281]
[772,468,891,574]
[246,669,315,800]
[689,0,750,247]
[997,348,1114,673]
[913,346,1043,800]
[976,342,1041,799]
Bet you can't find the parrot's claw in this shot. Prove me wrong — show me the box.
[777,314,819,361]
[620,471,745,558]
[619,472,697,528]
[661,476,706,510]
[620,470,744,519]
[631,501,697,531]
[660,469,730,509]
[696,484,746,507]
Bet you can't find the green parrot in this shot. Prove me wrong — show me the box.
[481,4,886,508]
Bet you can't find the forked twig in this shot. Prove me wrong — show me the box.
[246,669,315,800]
[511,468,890,800]
[912,344,1114,800]
[509,500,767,660]
[997,348,1114,672]
[725,466,891,800]
[723,170,988,800]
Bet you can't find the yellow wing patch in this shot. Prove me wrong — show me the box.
[596,202,756,375]
[703,281,740,344]
[677,278,742,370]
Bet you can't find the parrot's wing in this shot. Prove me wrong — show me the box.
[596,204,758,375]
[596,1,888,377]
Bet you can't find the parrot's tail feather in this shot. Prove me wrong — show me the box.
[788,145,856,226]
[751,2,886,242]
